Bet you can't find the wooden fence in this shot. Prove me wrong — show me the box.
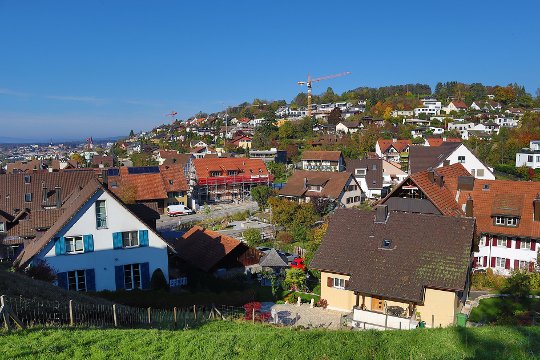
[0,294,247,330]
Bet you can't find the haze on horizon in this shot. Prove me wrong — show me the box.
[1,0,539,141]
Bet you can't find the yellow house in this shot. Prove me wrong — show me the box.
[311,206,475,329]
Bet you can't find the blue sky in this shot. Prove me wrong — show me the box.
[1,0,539,141]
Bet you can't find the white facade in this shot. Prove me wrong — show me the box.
[474,235,537,276]
[36,190,170,292]
[336,122,360,134]
[414,98,442,117]
[515,141,540,169]
[442,144,495,180]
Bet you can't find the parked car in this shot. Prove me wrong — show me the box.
[290,258,305,270]
[167,205,194,216]
[279,251,298,263]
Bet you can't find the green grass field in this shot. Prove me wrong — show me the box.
[469,297,540,324]
[1,321,540,359]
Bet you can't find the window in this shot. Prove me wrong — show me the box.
[497,237,505,247]
[494,216,519,227]
[476,169,484,177]
[355,168,367,177]
[24,193,32,202]
[483,184,490,190]
[95,200,107,229]
[458,156,466,163]
[122,231,139,248]
[124,264,141,290]
[354,196,361,202]
[0,222,5,232]
[506,217,519,227]
[382,239,392,248]
[210,171,221,177]
[309,185,322,192]
[519,261,529,270]
[347,185,357,191]
[495,216,505,225]
[67,270,86,291]
[111,181,118,188]
[521,239,531,250]
[333,278,345,289]
[528,155,534,162]
[496,257,506,268]
[65,236,84,254]
[24,175,31,184]
[536,156,540,162]
[227,170,238,176]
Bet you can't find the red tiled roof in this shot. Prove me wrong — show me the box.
[377,139,412,153]
[193,158,269,179]
[451,100,468,109]
[426,138,462,147]
[451,179,540,238]
[174,225,242,272]
[301,151,342,162]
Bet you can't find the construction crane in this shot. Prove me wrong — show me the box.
[297,72,351,117]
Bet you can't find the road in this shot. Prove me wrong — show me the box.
[156,201,259,231]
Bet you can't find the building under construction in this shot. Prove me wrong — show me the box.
[189,157,273,206]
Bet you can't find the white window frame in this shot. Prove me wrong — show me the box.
[65,236,84,254]
[309,185,322,192]
[495,216,505,225]
[519,260,529,270]
[458,155,466,163]
[476,169,484,177]
[497,237,505,247]
[124,264,142,290]
[333,278,345,289]
[67,270,86,292]
[496,257,506,268]
[24,193,32,202]
[506,217,519,227]
[95,200,107,229]
[0,222,5,232]
[521,239,531,250]
[355,168,367,177]
[122,231,139,248]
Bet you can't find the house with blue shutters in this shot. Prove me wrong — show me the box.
[13,175,173,292]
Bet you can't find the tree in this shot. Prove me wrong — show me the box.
[129,129,135,137]
[502,271,531,298]
[130,153,157,167]
[251,185,273,209]
[321,87,338,104]
[150,268,168,290]
[71,153,85,166]
[267,162,288,183]
[327,108,342,125]
[284,268,307,291]
[243,228,262,247]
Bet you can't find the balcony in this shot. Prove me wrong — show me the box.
[352,306,418,330]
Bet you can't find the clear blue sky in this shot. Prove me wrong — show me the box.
[1,0,539,141]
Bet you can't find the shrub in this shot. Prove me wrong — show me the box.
[24,260,56,282]
[284,268,307,291]
[243,228,262,247]
[150,268,168,290]
[502,271,531,298]
[276,232,294,244]
[316,298,328,309]
[285,293,298,304]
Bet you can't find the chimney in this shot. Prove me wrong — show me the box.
[534,194,540,222]
[443,136,447,142]
[55,186,62,208]
[465,195,474,217]
[42,182,48,203]
[101,169,108,189]
[443,160,450,166]
[437,174,444,187]
[392,138,397,143]
[427,168,435,183]
[303,177,307,189]
[375,205,389,223]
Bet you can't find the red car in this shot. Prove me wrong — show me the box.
[290,258,305,270]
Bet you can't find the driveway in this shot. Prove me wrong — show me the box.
[269,303,346,330]
[157,201,259,231]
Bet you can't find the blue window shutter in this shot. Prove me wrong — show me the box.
[83,234,94,252]
[55,237,66,255]
[140,262,150,289]
[57,272,68,289]
[85,269,96,291]
[113,232,122,249]
[115,265,124,290]
[139,230,149,247]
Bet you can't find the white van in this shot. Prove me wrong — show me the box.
[167,204,194,217]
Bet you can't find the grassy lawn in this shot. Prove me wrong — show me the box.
[1,322,540,359]
[469,297,540,324]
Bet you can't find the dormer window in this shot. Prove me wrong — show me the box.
[169,179,174,185]
[382,239,392,249]
[210,171,221,177]
[24,175,31,184]
[310,185,322,192]
[355,168,367,177]
[483,184,490,191]
[494,216,519,227]
[24,193,32,202]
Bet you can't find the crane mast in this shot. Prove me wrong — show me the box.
[297,72,351,117]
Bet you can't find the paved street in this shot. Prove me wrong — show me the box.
[156,201,259,231]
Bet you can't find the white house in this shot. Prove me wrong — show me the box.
[414,98,442,117]
[15,178,173,292]
[516,141,540,169]
[336,120,361,134]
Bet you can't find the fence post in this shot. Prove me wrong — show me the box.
[173,307,177,329]
[385,313,388,330]
[113,304,118,327]
[193,305,197,321]
[1,295,11,330]
[431,314,434,328]
[69,300,74,326]
[252,307,255,324]
[147,307,151,325]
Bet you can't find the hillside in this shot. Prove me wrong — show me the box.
[0,266,111,305]
[1,321,539,359]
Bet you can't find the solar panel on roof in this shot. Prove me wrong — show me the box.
[127,166,160,174]
[107,168,120,176]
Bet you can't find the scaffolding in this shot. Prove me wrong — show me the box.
[195,174,273,204]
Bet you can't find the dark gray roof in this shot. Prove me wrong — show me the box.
[310,208,475,303]
[408,142,461,174]
[259,249,288,268]
[345,158,383,189]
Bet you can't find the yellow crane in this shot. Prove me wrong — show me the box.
[297,72,351,117]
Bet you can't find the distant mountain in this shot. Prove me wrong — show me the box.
[0,135,125,145]
[0,136,37,144]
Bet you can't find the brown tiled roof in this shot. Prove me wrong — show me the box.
[91,155,113,167]
[162,153,192,167]
[301,151,342,162]
[173,226,242,272]
[382,164,470,216]
[345,158,383,189]
[409,142,462,174]
[377,139,412,153]
[310,208,475,303]
[279,170,355,199]
[450,179,540,238]
[6,160,49,174]
[192,158,269,179]
[108,165,188,201]
[450,100,468,109]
